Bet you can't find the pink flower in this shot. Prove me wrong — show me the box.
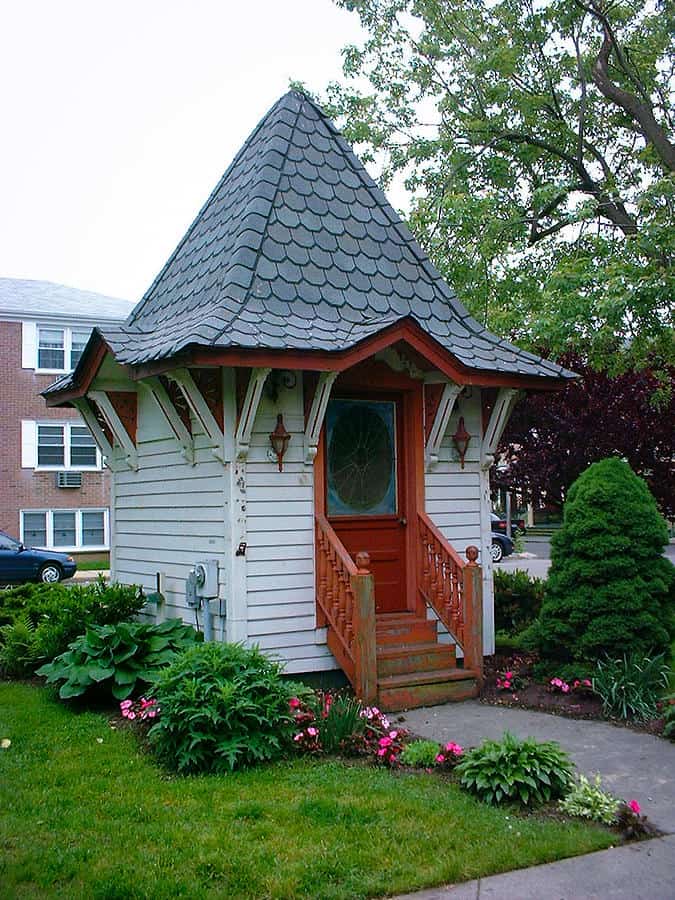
[505,671,514,679]
[307,727,318,737]
[389,731,398,739]
[289,698,301,710]
[504,680,511,689]
[293,733,303,742]
[445,742,463,755]
[119,700,133,710]
[147,709,157,718]
[582,679,592,687]
[127,711,136,720]
[573,680,580,688]
[435,753,445,763]
[562,684,570,693]
[628,800,641,815]
[377,748,387,757]
[551,677,562,687]
[378,736,393,748]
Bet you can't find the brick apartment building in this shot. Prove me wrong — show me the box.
[0,278,134,559]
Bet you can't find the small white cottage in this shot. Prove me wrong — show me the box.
[44,91,573,709]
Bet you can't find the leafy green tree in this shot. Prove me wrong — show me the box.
[531,458,674,665]
[321,0,674,369]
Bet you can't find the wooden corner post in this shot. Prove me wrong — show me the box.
[462,545,483,684]
[351,551,377,705]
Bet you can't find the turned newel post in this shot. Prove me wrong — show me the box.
[351,550,377,704]
[462,545,483,684]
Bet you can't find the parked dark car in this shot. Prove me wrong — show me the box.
[491,512,526,536]
[490,531,514,563]
[0,530,77,584]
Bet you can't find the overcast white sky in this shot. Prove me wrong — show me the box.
[0,0,366,302]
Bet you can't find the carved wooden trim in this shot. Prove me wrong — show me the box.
[107,391,137,444]
[166,368,224,461]
[481,388,521,468]
[89,390,138,470]
[304,371,337,464]
[425,382,462,470]
[72,398,117,470]
[235,367,271,460]
[143,377,194,465]
[190,368,224,431]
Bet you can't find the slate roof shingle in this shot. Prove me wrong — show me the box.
[47,91,575,391]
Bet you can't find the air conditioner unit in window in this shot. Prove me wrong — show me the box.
[56,471,82,488]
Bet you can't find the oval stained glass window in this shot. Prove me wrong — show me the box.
[326,400,396,516]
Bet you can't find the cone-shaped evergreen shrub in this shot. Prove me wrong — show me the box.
[532,458,674,665]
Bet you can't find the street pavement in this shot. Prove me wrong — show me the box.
[394,701,675,900]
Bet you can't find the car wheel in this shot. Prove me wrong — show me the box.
[39,563,63,583]
[490,540,504,563]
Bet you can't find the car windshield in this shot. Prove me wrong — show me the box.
[0,532,20,551]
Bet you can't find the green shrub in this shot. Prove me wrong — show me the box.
[455,731,574,807]
[0,579,145,674]
[558,775,619,825]
[36,619,199,700]
[532,459,674,666]
[149,642,299,773]
[0,614,37,676]
[494,569,545,635]
[399,739,442,767]
[592,653,669,723]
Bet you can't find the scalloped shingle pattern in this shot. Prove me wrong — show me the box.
[56,91,574,384]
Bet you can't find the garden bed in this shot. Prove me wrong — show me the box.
[0,682,617,899]
[481,654,668,736]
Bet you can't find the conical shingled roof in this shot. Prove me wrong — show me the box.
[101,91,571,380]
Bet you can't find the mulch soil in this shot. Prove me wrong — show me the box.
[480,653,667,736]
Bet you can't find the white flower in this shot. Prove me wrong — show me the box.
[1,738,11,749]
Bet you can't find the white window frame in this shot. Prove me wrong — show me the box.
[20,508,110,552]
[34,421,102,471]
[34,324,92,374]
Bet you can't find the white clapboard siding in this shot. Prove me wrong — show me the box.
[424,391,494,653]
[243,378,336,670]
[112,387,227,619]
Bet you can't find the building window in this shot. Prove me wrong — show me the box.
[36,325,92,373]
[37,327,65,370]
[35,422,100,470]
[20,509,109,551]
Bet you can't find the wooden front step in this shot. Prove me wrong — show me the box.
[375,613,437,646]
[376,642,456,677]
[377,668,480,711]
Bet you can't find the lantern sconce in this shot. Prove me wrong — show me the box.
[452,416,471,469]
[269,413,291,471]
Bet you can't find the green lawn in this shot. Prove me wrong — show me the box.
[0,684,614,900]
[74,559,109,572]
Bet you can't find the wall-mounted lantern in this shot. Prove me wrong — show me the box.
[269,413,291,471]
[452,416,471,469]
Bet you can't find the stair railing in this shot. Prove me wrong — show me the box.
[417,510,483,680]
[315,513,377,702]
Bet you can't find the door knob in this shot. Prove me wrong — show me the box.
[399,517,407,526]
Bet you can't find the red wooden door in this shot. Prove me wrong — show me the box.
[325,396,407,613]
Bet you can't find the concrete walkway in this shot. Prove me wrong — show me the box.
[394,701,675,899]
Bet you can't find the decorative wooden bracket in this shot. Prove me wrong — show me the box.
[235,367,271,460]
[425,382,462,470]
[480,388,521,469]
[166,368,225,462]
[142,377,194,465]
[304,371,338,464]
[72,397,119,471]
[89,390,139,470]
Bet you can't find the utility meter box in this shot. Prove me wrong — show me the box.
[186,559,219,608]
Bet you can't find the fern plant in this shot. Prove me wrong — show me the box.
[0,614,38,676]
[455,731,574,807]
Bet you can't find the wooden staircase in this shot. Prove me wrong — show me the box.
[376,613,479,710]
[315,512,484,711]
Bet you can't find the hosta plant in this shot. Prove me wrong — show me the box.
[36,618,200,700]
[456,731,574,807]
[558,774,619,825]
[149,642,302,774]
